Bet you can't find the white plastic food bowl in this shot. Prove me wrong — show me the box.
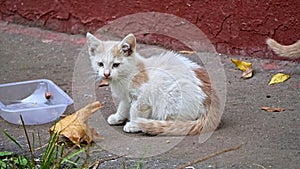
[0,79,73,125]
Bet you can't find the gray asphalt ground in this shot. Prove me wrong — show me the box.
[0,21,299,169]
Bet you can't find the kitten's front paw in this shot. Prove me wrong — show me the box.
[123,122,141,133]
[107,114,126,125]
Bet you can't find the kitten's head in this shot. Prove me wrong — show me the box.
[86,33,136,81]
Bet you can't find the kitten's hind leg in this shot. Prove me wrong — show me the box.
[123,101,151,133]
[123,121,141,133]
[108,100,130,125]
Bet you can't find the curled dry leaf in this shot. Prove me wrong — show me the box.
[49,101,103,147]
[269,73,290,85]
[261,106,285,112]
[241,68,253,79]
[231,59,253,79]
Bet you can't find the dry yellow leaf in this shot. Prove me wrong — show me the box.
[231,59,252,71]
[269,73,290,85]
[231,59,253,78]
[50,101,102,147]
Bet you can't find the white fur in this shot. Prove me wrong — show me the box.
[87,33,207,133]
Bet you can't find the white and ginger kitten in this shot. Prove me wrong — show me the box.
[86,33,221,135]
[266,38,300,58]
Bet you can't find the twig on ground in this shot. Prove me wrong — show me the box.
[253,163,267,169]
[89,155,125,168]
[175,144,243,169]
[91,160,100,169]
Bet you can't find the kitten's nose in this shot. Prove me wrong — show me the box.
[104,72,110,78]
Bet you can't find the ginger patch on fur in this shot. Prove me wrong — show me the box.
[193,68,212,107]
[132,62,149,87]
[112,44,122,58]
[192,68,221,134]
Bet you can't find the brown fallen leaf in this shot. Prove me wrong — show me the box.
[99,79,109,87]
[260,106,285,112]
[50,101,103,147]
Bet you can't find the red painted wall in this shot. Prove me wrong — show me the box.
[1,0,299,59]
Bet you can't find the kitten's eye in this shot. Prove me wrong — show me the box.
[97,62,104,67]
[112,63,120,68]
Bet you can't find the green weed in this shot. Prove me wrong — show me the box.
[0,115,87,169]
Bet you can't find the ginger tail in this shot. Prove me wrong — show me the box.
[136,86,221,136]
[266,38,300,58]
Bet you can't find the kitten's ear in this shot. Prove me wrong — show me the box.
[86,32,103,57]
[120,33,136,57]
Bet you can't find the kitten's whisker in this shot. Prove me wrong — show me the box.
[116,76,132,88]
[82,74,100,84]
[84,70,98,76]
